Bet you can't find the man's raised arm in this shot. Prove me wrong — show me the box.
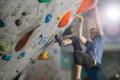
[95,6,104,36]
[78,16,87,44]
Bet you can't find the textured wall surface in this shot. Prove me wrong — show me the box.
[1,0,120,80]
[0,0,83,80]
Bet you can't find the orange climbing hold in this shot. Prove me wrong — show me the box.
[76,0,97,14]
[58,11,72,28]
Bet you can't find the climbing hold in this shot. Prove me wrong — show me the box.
[39,35,47,45]
[22,12,30,16]
[38,0,51,3]
[38,54,43,60]
[31,66,36,71]
[0,43,10,52]
[70,28,74,33]
[15,19,22,26]
[0,19,7,27]
[16,69,20,73]
[45,13,52,23]
[58,11,72,28]
[53,48,58,54]
[39,34,43,38]
[30,58,36,64]
[38,51,48,60]
[52,33,56,37]
[57,15,62,20]
[2,54,12,61]
[76,0,97,14]
[42,51,48,59]
[18,51,26,59]
[15,25,40,52]
[76,15,82,19]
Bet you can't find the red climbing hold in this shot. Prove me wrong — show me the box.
[76,0,97,14]
[15,24,40,52]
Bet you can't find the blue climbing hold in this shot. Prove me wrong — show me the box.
[0,19,7,27]
[18,51,26,59]
[39,36,47,45]
[53,48,58,54]
[31,66,36,71]
[45,14,52,23]
[2,54,12,61]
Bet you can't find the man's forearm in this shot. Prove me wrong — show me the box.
[78,17,87,44]
[78,18,83,37]
[95,6,103,35]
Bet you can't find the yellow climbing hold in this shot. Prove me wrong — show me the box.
[0,43,10,52]
[57,15,62,20]
[76,15,82,19]
[43,51,48,60]
[52,33,56,37]
[70,28,74,32]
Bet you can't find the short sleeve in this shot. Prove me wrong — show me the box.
[98,35,105,41]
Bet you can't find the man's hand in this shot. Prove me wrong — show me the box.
[95,0,98,6]
[77,15,83,20]
[78,15,87,45]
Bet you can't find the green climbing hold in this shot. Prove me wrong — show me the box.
[38,0,51,3]
[0,43,10,52]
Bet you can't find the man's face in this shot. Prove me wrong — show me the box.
[90,28,98,40]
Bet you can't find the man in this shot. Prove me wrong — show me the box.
[56,6,105,80]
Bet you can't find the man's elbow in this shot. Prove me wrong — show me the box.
[98,31,104,36]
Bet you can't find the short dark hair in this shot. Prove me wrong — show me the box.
[90,27,97,31]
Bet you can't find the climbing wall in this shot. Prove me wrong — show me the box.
[18,43,61,80]
[0,0,85,80]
